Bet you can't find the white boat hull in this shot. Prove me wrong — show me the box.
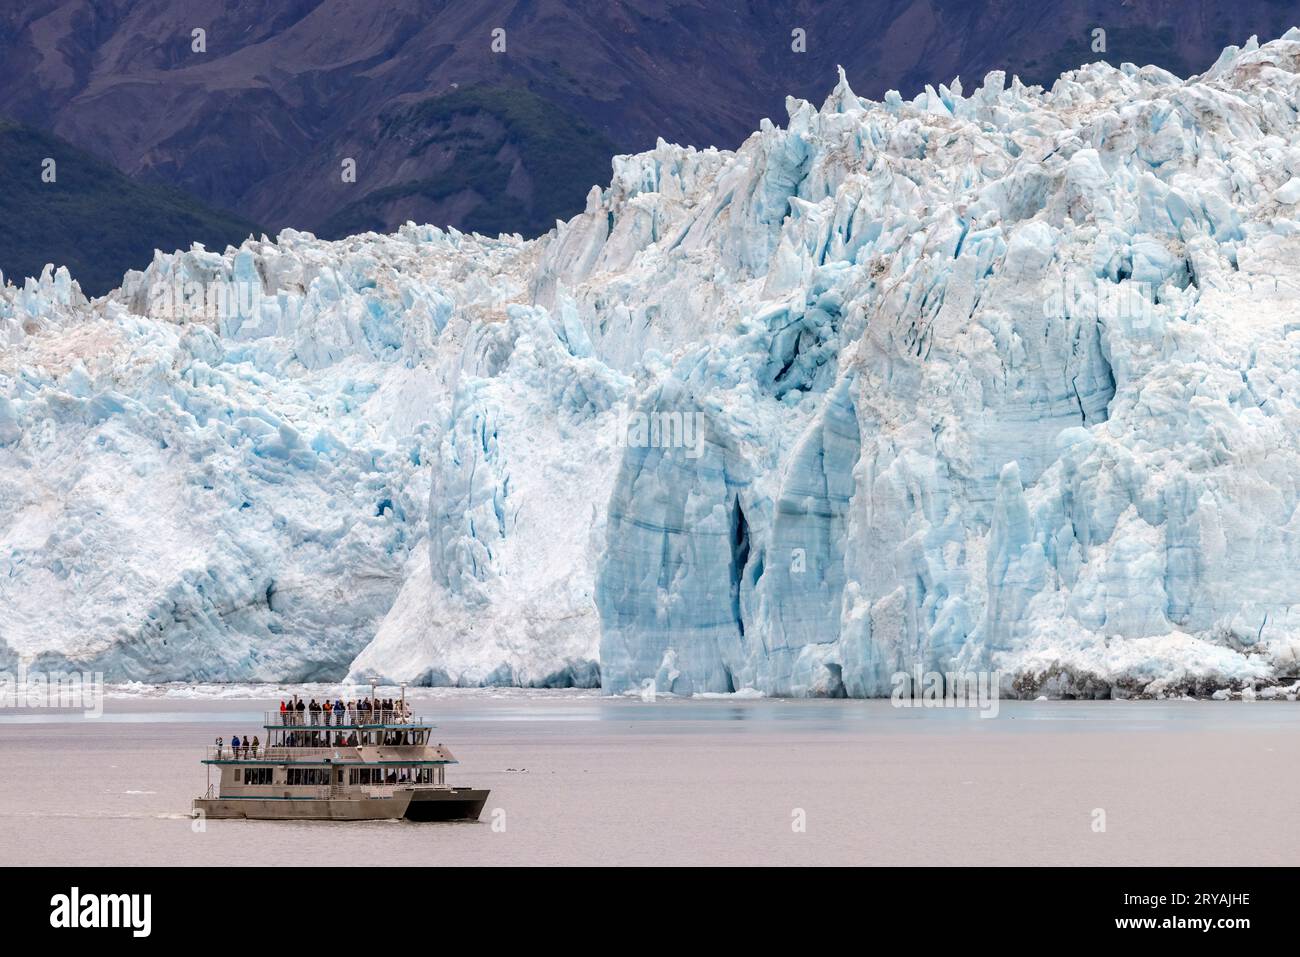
[194,788,489,822]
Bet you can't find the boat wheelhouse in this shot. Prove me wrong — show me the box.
[192,690,489,822]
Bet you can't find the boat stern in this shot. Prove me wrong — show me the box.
[402,787,490,822]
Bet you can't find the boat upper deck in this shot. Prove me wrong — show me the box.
[207,698,451,766]
[261,710,430,730]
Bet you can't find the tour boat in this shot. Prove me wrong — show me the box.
[192,690,489,822]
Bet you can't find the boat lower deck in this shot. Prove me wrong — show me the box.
[194,788,489,822]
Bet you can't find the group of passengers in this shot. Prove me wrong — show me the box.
[278,695,412,726]
[222,734,259,759]
[276,728,418,747]
[282,729,359,748]
[215,697,415,758]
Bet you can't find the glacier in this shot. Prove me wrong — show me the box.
[5,33,1300,696]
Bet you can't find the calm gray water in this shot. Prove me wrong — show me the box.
[1,691,1297,866]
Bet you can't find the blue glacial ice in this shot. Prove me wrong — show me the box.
[6,33,1300,696]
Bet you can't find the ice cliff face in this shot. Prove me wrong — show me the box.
[5,33,1300,695]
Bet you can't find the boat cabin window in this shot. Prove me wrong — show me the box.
[237,767,274,785]
[343,765,443,785]
[266,725,427,749]
[286,768,330,786]
[275,729,356,748]
[348,767,422,785]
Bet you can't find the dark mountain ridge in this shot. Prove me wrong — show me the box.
[1,0,1297,288]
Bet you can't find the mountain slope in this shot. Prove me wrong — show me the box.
[0,119,260,296]
[4,0,1300,242]
[319,85,616,240]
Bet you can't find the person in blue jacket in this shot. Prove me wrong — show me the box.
[230,735,241,759]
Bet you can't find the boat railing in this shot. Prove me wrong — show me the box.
[207,745,359,761]
[207,745,267,761]
[258,746,346,760]
[262,709,420,728]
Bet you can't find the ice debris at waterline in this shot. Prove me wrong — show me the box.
[6,34,1300,698]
